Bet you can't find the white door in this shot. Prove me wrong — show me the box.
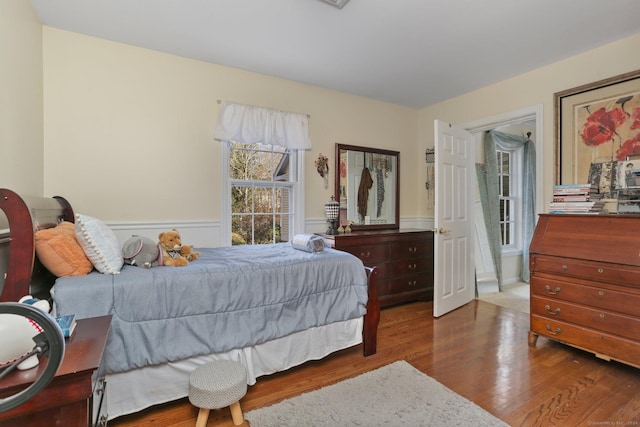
[433,120,476,317]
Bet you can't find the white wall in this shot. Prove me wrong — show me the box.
[41,28,420,246]
[418,34,640,284]
[417,33,640,218]
[5,11,639,248]
[0,0,44,195]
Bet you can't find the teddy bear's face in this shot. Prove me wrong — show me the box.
[158,229,183,251]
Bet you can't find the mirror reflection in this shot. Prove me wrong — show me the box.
[335,144,399,231]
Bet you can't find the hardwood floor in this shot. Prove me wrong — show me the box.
[110,300,640,426]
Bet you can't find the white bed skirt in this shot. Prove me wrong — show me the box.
[105,317,363,420]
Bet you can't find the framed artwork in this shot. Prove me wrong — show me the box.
[555,69,640,198]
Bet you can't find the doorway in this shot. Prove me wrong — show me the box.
[461,105,543,312]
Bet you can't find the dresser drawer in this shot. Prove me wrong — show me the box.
[339,244,388,264]
[389,273,432,294]
[532,255,640,288]
[389,240,431,260]
[530,276,640,317]
[531,295,640,341]
[388,257,432,277]
[530,315,640,367]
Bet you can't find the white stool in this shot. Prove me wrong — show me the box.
[189,360,248,426]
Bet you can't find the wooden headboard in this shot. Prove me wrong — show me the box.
[0,189,74,303]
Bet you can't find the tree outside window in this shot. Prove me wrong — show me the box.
[228,141,295,245]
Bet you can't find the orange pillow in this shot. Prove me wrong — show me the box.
[35,221,93,277]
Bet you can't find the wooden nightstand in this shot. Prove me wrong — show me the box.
[0,315,111,427]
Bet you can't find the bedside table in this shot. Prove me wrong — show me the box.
[0,315,111,427]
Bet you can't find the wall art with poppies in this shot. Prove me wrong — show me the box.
[556,69,640,199]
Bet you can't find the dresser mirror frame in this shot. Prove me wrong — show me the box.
[335,143,400,231]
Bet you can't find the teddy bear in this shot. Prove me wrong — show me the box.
[122,235,161,268]
[158,229,200,267]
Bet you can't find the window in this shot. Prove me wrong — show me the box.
[496,148,522,250]
[222,141,304,245]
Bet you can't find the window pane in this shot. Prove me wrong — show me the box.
[252,149,274,180]
[274,214,282,243]
[231,186,252,214]
[253,187,274,213]
[505,222,511,244]
[231,214,252,244]
[229,142,291,182]
[274,151,291,181]
[503,175,510,197]
[279,213,291,243]
[280,187,291,214]
[251,214,276,244]
[229,142,254,180]
[503,152,510,173]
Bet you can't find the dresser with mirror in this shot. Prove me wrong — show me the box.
[321,144,433,307]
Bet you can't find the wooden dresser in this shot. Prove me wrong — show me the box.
[323,229,433,307]
[528,214,640,368]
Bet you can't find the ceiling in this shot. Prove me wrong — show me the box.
[29,0,640,109]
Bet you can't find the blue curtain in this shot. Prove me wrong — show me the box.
[477,130,536,289]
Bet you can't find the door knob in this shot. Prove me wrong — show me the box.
[432,228,451,234]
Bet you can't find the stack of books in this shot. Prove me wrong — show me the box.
[549,184,605,214]
[54,314,77,337]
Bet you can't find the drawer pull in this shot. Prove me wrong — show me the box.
[409,263,417,270]
[544,285,561,295]
[360,251,371,258]
[598,290,604,296]
[600,313,606,319]
[408,280,417,287]
[561,265,568,271]
[544,305,561,316]
[597,268,604,273]
[545,325,561,336]
[409,247,417,253]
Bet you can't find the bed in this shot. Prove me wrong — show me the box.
[0,188,380,421]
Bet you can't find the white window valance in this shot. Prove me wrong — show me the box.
[213,101,311,149]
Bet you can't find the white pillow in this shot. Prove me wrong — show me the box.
[74,214,123,274]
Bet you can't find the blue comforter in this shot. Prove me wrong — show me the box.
[52,244,368,374]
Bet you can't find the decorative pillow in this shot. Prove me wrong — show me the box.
[34,221,93,277]
[74,214,123,274]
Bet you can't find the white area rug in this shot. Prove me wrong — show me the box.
[245,361,509,426]
[478,282,530,314]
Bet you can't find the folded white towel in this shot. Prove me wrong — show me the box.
[291,234,325,253]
